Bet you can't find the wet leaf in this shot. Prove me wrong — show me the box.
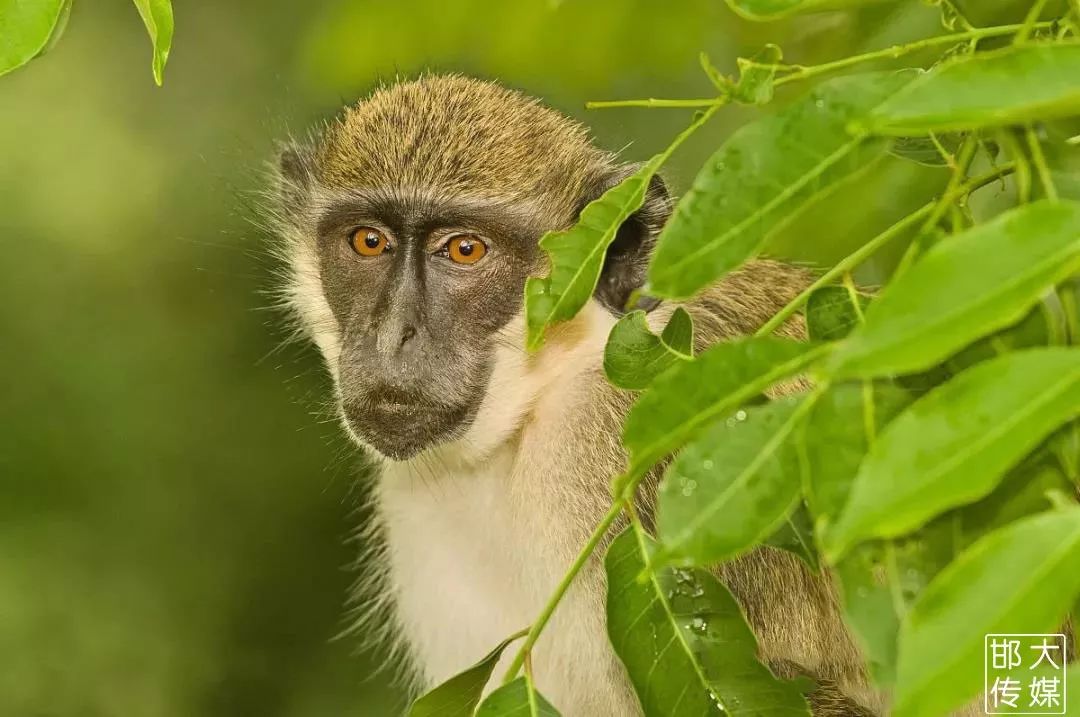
[604,308,693,390]
[647,72,912,300]
[893,508,1080,717]
[618,337,822,488]
[826,349,1080,560]
[655,397,807,567]
[825,200,1080,379]
[605,528,811,716]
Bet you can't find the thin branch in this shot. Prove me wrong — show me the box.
[1016,0,1051,43]
[1025,124,1059,201]
[587,22,1052,110]
[587,97,725,110]
[501,501,624,684]
[754,161,1016,337]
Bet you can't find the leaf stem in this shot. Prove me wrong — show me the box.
[754,161,1016,338]
[1016,0,1051,43]
[587,97,726,109]
[523,653,542,717]
[921,134,978,233]
[586,23,1054,110]
[771,24,1050,86]
[754,207,931,337]
[1025,124,1059,201]
[501,501,624,684]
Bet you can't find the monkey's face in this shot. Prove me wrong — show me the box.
[312,195,541,460]
[276,76,669,462]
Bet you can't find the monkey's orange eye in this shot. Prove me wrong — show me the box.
[349,228,389,257]
[446,235,487,265]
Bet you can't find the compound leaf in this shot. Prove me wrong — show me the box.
[893,508,1080,717]
[825,348,1080,560]
[647,71,911,299]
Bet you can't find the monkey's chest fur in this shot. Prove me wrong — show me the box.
[379,442,642,715]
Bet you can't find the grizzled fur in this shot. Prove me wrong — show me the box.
[272,74,896,715]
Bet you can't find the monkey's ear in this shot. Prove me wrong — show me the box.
[276,141,314,219]
[593,168,671,314]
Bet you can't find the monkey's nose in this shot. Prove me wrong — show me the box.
[399,325,417,347]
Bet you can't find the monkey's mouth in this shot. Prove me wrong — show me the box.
[341,388,475,461]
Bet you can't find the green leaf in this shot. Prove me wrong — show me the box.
[893,507,1080,717]
[475,678,561,717]
[660,307,694,355]
[409,633,524,717]
[724,0,887,22]
[834,519,955,688]
[526,157,662,352]
[618,337,823,488]
[864,44,1080,135]
[959,461,1072,548]
[945,301,1060,376]
[0,0,70,77]
[655,396,808,567]
[825,200,1080,379]
[605,528,811,717]
[1053,420,1080,486]
[764,503,820,572]
[825,348,1080,560]
[603,308,693,390]
[804,286,869,342]
[647,72,911,299]
[131,0,174,86]
[734,44,782,105]
[799,382,912,526]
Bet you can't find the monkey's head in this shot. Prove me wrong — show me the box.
[275,75,669,462]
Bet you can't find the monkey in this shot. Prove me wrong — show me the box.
[270,73,893,716]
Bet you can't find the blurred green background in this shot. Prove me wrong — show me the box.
[0,1,1059,715]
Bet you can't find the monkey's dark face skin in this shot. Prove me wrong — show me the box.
[315,192,543,460]
[277,75,670,461]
